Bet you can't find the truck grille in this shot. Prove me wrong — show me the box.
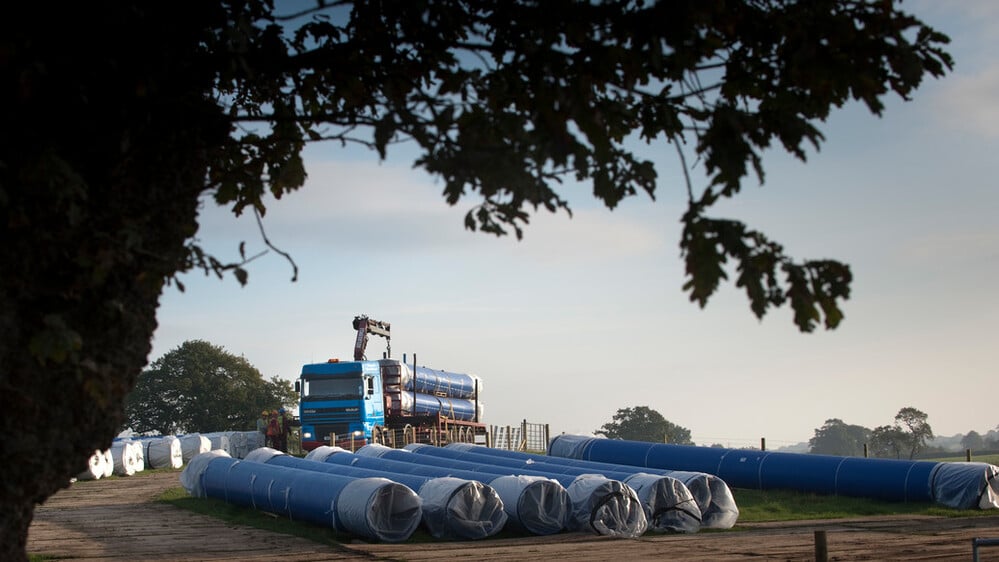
[314,423,351,442]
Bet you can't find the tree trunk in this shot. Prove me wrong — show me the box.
[1,6,226,560]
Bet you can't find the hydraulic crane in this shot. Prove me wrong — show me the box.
[352,315,391,361]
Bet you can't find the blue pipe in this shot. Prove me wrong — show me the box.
[185,452,421,542]
[548,434,941,503]
[243,448,506,540]
[407,443,701,532]
[323,449,570,535]
[357,444,646,537]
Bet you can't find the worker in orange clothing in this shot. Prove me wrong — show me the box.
[266,410,281,449]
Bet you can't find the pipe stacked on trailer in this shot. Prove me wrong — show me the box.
[180,450,422,542]
[309,445,571,536]
[548,434,999,510]
[356,443,648,537]
[245,447,507,540]
[384,360,483,421]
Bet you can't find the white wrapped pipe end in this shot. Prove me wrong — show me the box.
[76,450,107,481]
[417,477,508,540]
[179,433,212,462]
[489,475,570,535]
[624,473,702,533]
[179,450,231,498]
[146,436,183,469]
[567,475,648,538]
[102,449,114,478]
[355,443,399,458]
[664,471,739,529]
[130,441,145,472]
[337,477,422,543]
[110,441,140,476]
[304,445,348,462]
[243,446,284,464]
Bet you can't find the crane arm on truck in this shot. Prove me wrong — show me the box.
[353,315,391,361]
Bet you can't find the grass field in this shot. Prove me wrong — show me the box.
[927,453,999,465]
[732,487,990,523]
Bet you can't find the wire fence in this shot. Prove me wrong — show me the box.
[489,420,550,452]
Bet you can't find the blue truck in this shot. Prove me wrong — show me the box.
[296,316,486,450]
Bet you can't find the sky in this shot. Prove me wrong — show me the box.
[151,1,999,450]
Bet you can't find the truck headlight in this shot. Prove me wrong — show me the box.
[302,432,312,439]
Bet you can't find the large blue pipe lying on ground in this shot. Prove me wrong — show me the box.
[356,444,647,537]
[244,447,507,539]
[443,443,737,530]
[179,451,422,542]
[548,434,999,509]
[308,446,570,535]
[408,443,701,533]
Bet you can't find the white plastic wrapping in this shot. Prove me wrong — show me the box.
[566,474,648,538]
[243,446,282,464]
[146,436,184,469]
[623,473,701,533]
[415,477,507,540]
[223,430,266,458]
[130,441,145,472]
[179,450,231,498]
[336,477,423,543]
[488,475,570,535]
[305,445,348,462]
[932,462,999,509]
[110,441,140,476]
[179,433,212,462]
[204,432,232,456]
[355,443,397,458]
[76,450,107,481]
[102,449,114,478]
[662,470,739,529]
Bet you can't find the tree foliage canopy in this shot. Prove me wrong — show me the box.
[596,406,692,444]
[194,0,952,333]
[124,340,296,435]
[0,2,953,558]
[870,406,933,459]
[808,418,871,456]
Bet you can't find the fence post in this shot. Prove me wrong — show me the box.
[863,443,869,458]
[761,437,766,451]
[544,424,550,453]
[814,531,828,562]
[967,448,972,462]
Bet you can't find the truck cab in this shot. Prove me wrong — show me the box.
[297,360,384,450]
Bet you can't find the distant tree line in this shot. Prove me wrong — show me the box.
[808,407,998,459]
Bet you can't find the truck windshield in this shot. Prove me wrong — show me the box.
[303,377,362,400]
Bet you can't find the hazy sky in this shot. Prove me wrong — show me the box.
[151,1,998,449]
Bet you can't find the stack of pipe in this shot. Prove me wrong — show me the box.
[181,451,422,542]
[244,447,507,540]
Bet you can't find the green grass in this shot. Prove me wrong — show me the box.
[926,453,999,465]
[159,486,534,543]
[158,487,350,544]
[733,487,992,523]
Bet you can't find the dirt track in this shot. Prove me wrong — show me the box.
[28,470,999,561]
